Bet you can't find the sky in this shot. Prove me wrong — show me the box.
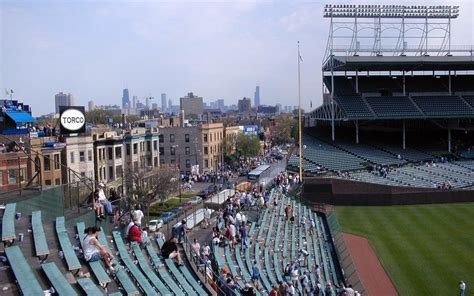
[1,0,473,116]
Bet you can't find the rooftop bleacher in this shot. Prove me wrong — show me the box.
[365,96,422,118]
[412,96,473,117]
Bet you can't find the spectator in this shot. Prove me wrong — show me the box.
[93,193,105,220]
[269,285,279,296]
[191,238,201,262]
[241,283,257,296]
[240,223,247,250]
[127,220,143,244]
[201,242,211,259]
[222,278,237,295]
[133,205,144,228]
[97,185,113,215]
[172,220,187,243]
[290,266,299,289]
[203,207,211,229]
[82,227,115,273]
[251,260,261,290]
[309,219,315,235]
[278,281,288,295]
[460,281,466,296]
[160,237,183,266]
[287,282,296,295]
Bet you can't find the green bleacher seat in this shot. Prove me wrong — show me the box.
[32,211,49,261]
[142,237,183,294]
[111,231,158,296]
[131,242,172,295]
[41,262,79,296]
[55,217,81,272]
[156,238,198,295]
[2,203,16,243]
[77,277,105,295]
[5,245,44,295]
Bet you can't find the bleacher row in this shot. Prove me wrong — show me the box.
[213,190,340,295]
[1,203,210,295]
[287,135,433,174]
[347,162,474,189]
[335,95,474,119]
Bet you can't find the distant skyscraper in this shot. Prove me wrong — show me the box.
[216,99,225,110]
[161,93,167,111]
[122,89,130,108]
[55,92,75,113]
[254,86,260,107]
[180,92,203,118]
[238,97,252,112]
[152,103,158,110]
[88,100,95,111]
[132,96,137,109]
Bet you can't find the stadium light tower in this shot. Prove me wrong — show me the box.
[323,4,459,58]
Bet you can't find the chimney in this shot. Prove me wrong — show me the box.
[207,112,212,124]
[181,110,185,127]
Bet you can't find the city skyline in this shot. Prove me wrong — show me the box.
[1,0,473,116]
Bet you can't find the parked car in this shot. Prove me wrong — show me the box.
[183,196,202,209]
[148,219,163,232]
[159,212,176,223]
[197,185,218,199]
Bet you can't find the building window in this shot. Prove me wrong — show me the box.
[170,134,175,143]
[115,147,122,159]
[154,157,158,167]
[159,147,164,155]
[133,143,138,154]
[153,140,158,151]
[80,151,85,162]
[126,144,131,156]
[185,147,190,155]
[185,134,190,142]
[44,156,51,171]
[171,159,175,164]
[70,152,75,164]
[88,150,93,161]
[203,134,208,142]
[170,147,176,156]
[116,165,122,177]
[204,147,208,155]
[8,169,16,184]
[186,159,191,168]
[54,154,60,170]
[147,141,151,152]
[55,178,60,185]
[99,168,102,180]
[109,166,114,179]
[147,157,152,167]
[45,180,51,185]
[204,160,209,168]
[108,147,113,160]
[160,158,165,165]
[159,135,164,143]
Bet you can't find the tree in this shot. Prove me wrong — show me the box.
[124,166,178,219]
[235,134,261,159]
[86,109,114,125]
[272,115,295,145]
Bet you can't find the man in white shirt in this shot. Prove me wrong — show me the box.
[133,205,144,228]
[460,281,466,296]
[202,207,211,229]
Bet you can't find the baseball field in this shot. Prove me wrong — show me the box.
[336,203,474,295]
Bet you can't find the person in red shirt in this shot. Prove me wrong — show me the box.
[127,221,143,244]
[269,285,280,296]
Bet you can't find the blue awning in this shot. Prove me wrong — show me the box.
[5,111,37,124]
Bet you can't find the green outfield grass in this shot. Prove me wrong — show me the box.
[336,203,474,296]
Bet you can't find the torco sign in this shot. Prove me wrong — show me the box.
[59,106,86,134]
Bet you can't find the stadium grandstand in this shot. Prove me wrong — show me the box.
[295,4,474,190]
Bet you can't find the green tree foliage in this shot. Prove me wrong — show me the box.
[85,109,114,125]
[272,115,295,145]
[235,134,261,158]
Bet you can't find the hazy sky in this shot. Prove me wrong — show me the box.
[1,0,473,116]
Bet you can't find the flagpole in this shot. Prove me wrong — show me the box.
[298,41,303,183]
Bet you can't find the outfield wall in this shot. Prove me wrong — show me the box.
[304,178,474,205]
